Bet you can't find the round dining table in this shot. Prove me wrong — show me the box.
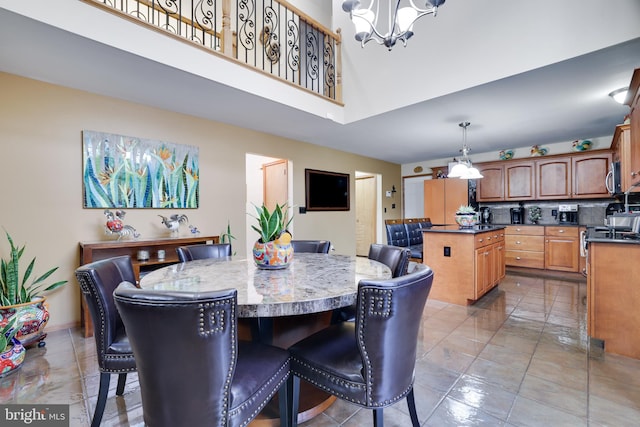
[138,252,392,426]
[139,252,392,318]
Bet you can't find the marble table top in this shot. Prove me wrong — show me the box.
[139,253,392,318]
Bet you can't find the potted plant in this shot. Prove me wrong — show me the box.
[0,231,67,347]
[528,206,542,224]
[249,203,294,269]
[0,315,25,377]
[455,205,478,228]
[220,221,237,256]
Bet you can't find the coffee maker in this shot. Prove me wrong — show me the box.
[510,207,525,224]
[479,207,492,224]
[558,204,579,225]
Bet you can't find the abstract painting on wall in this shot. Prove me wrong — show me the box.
[82,130,199,208]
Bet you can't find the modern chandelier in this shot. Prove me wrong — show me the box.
[341,0,446,50]
[448,122,483,180]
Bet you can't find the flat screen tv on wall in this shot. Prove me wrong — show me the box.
[305,169,350,211]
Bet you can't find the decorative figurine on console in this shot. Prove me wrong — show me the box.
[104,209,140,240]
[158,214,189,235]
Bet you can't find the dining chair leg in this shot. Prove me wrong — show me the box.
[373,408,384,427]
[116,373,127,395]
[290,375,300,427]
[92,373,111,427]
[278,377,291,427]
[406,387,420,427]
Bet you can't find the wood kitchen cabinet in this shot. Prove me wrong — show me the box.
[623,67,640,194]
[505,225,545,269]
[588,241,640,359]
[571,152,611,198]
[536,157,571,199]
[536,151,612,199]
[476,163,504,202]
[424,178,469,224]
[505,161,535,200]
[545,226,579,272]
[423,227,505,305]
[477,150,612,201]
[611,124,632,192]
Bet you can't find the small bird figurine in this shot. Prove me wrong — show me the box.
[158,214,189,235]
[572,140,592,152]
[104,209,140,240]
[530,145,548,157]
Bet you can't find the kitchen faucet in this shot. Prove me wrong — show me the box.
[624,181,640,213]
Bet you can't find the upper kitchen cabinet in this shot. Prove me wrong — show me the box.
[611,124,638,193]
[623,68,640,193]
[505,161,535,200]
[536,151,611,199]
[572,151,611,198]
[478,150,612,202]
[536,156,571,199]
[476,163,504,202]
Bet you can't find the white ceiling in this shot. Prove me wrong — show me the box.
[1,1,639,165]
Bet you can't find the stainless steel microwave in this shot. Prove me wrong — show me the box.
[605,161,622,195]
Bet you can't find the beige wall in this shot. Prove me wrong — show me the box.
[0,72,401,330]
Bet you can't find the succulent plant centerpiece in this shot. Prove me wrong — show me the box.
[250,203,294,269]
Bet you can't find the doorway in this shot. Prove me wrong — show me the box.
[245,154,292,258]
[355,172,381,257]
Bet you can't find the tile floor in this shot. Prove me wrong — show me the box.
[2,270,640,426]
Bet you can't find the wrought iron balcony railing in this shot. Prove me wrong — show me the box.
[82,0,342,103]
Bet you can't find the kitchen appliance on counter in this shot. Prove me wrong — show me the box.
[605,212,640,232]
[479,207,492,224]
[558,204,579,225]
[510,207,524,224]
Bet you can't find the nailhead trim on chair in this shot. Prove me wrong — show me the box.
[292,358,367,406]
[198,298,236,425]
[356,287,412,407]
[365,289,392,317]
[77,272,137,373]
[199,301,227,335]
[233,361,290,427]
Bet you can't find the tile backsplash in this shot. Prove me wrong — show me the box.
[481,201,608,226]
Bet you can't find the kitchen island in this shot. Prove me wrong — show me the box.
[586,228,640,359]
[422,225,506,305]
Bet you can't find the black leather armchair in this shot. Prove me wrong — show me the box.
[176,243,232,262]
[74,256,137,427]
[289,264,434,427]
[290,240,331,253]
[113,283,291,427]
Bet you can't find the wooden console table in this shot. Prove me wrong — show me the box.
[78,235,218,337]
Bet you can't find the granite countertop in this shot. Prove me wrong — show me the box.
[422,225,506,234]
[586,228,640,245]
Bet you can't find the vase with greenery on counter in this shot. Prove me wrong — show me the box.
[455,205,478,228]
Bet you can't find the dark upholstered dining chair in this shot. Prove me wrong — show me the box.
[289,264,434,427]
[290,240,331,253]
[74,256,137,427]
[176,243,232,262]
[113,283,292,427]
[332,243,411,324]
[368,243,411,278]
